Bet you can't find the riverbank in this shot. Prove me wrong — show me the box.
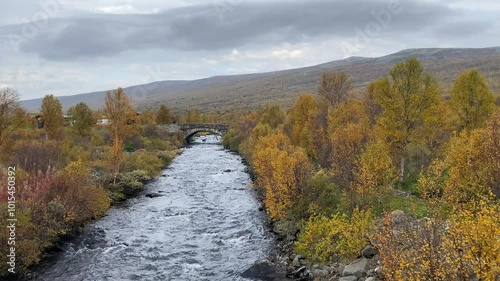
[1,141,181,281]
[224,145,383,281]
[16,136,273,280]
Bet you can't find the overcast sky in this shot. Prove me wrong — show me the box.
[0,0,499,100]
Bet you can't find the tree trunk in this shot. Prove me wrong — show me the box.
[399,156,405,181]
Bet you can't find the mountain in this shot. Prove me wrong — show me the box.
[21,47,500,113]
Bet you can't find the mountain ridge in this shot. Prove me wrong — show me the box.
[20,46,500,113]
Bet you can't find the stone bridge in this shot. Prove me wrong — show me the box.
[160,123,229,143]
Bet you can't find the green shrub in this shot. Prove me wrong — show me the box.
[156,151,174,166]
[222,129,243,151]
[91,132,105,146]
[124,143,135,152]
[124,152,163,177]
[119,172,144,191]
[295,215,337,263]
[143,137,170,151]
[111,170,154,198]
[290,170,341,220]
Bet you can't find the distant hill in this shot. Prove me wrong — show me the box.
[21,47,500,113]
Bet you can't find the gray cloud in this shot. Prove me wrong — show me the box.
[432,19,492,39]
[0,0,467,60]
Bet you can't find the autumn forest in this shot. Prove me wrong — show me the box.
[222,58,499,280]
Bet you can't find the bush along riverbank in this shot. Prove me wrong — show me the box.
[225,59,500,281]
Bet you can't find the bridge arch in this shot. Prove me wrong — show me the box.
[160,123,229,144]
[184,128,225,143]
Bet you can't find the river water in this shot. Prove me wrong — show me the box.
[29,136,273,281]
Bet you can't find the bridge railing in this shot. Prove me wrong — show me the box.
[158,123,229,134]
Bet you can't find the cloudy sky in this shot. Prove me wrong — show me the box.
[0,0,499,100]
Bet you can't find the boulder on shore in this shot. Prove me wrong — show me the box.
[241,260,288,280]
[361,244,379,259]
[272,220,299,241]
[342,258,370,277]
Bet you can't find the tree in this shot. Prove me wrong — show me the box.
[0,88,22,145]
[443,110,500,204]
[252,131,312,219]
[41,94,64,139]
[155,105,173,124]
[318,72,353,108]
[287,94,318,156]
[259,104,285,129]
[141,110,156,125]
[417,109,500,205]
[352,141,396,208]
[373,58,440,180]
[67,102,95,136]
[362,81,383,126]
[328,99,372,187]
[103,88,138,143]
[103,88,138,183]
[450,69,495,132]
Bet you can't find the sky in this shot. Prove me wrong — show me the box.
[0,0,499,100]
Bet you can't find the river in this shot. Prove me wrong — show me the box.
[28,135,273,281]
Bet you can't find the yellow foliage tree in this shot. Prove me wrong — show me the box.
[306,104,332,167]
[107,138,127,184]
[241,122,274,160]
[252,131,312,219]
[103,88,138,182]
[352,141,397,208]
[288,94,318,156]
[443,111,500,204]
[104,87,139,142]
[41,94,65,139]
[373,58,440,180]
[155,104,174,124]
[141,109,156,125]
[450,69,495,132]
[0,88,23,145]
[328,99,372,186]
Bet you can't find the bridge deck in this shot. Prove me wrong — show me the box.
[159,123,229,139]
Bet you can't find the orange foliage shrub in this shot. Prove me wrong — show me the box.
[376,202,500,281]
[252,131,312,219]
[444,202,500,280]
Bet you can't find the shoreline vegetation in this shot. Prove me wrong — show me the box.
[224,58,500,280]
[0,88,231,279]
[0,56,498,280]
